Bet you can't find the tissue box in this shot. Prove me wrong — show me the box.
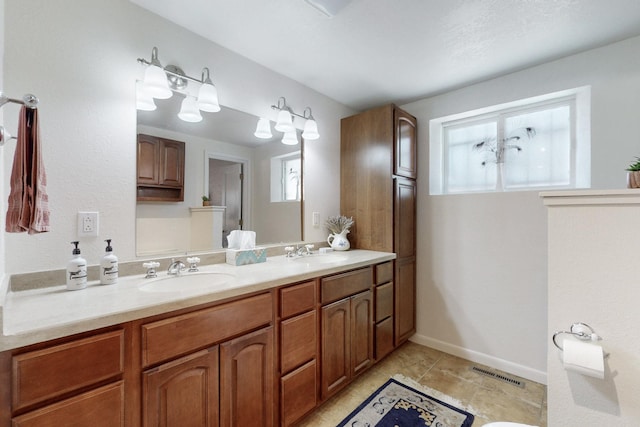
[226,248,267,266]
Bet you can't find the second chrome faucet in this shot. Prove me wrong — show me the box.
[167,258,186,276]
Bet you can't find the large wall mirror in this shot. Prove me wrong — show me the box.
[136,93,303,256]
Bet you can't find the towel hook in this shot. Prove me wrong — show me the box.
[0,126,16,146]
[0,92,39,109]
[0,92,39,147]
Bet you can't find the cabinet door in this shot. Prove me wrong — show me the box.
[143,348,219,427]
[394,177,416,259]
[137,134,160,185]
[351,290,373,377]
[220,327,274,427]
[340,105,394,253]
[395,257,416,345]
[394,108,417,179]
[159,139,185,187]
[320,298,351,400]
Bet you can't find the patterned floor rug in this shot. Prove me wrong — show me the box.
[337,377,475,427]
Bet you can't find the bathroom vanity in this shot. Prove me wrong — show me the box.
[0,249,404,426]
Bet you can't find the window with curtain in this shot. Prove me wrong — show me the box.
[270,151,301,202]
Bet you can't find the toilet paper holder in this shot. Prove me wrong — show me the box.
[553,322,606,353]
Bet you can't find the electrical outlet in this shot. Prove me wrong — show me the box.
[312,212,320,227]
[78,211,99,237]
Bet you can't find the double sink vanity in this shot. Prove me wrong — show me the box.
[0,248,407,426]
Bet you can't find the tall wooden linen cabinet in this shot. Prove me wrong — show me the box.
[340,104,417,356]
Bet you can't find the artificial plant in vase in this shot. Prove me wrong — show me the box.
[202,195,211,206]
[472,126,536,190]
[626,157,640,188]
[325,215,354,251]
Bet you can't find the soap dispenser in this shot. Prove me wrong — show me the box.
[100,239,119,285]
[66,241,87,290]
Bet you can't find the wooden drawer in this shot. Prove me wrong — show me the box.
[321,267,373,304]
[280,280,316,319]
[375,261,393,285]
[375,281,393,322]
[281,311,316,374]
[142,293,273,367]
[12,381,124,427]
[281,360,317,427]
[375,317,394,360]
[12,330,124,411]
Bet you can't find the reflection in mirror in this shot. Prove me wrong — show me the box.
[136,93,302,256]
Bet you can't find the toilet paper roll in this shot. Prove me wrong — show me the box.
[563,339,605,379]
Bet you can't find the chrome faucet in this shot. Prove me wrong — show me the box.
[167,258,186,276]
[285,244,315,258]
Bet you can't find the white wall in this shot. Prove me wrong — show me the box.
[402,35,640,383]
[0,0,5,280]
[251,141,301,244]
[1,0,353,274]
[544,191,640,426]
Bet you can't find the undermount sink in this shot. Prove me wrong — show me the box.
[292,253,350,265]
[139,272,235,293]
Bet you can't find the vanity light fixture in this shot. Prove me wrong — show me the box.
[141,47,172,99]
[261,97,320,144]
[254,117,273,139]
[274,97,295,133]
[301,107,319,140]
[178,96,203,123]
[135,81,156,111]
[137,47,221,122]
[281,130,299,145]
[197,68,220,112]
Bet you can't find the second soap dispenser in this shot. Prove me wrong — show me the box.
[100,239,119,285]
[67,241,88,291]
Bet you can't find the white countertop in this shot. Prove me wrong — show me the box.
[0,250,395,351]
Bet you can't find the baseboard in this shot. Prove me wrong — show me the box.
[409,333,547,385]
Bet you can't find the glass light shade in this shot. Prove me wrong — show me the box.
[254,118,273,139]
[302,119,320,140]
[275,109,294,132]
[178,96,203,123]
[281,130,299,145]
[143,65,172,99]
[197,83,221,112]
[136,81,156,111]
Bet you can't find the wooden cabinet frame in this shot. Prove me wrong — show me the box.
[1,262,399,427]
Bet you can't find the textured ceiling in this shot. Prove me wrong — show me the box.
[131,0,640,110]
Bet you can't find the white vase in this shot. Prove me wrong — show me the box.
[327,230,350,251]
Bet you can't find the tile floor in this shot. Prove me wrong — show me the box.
[298,341,547,426]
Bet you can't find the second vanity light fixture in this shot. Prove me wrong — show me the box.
[137,47,220,123]
[254,97,320,145]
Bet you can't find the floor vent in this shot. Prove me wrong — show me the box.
[471,366,524,388]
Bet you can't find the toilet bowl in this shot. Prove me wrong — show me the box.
[483,423,538,427]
